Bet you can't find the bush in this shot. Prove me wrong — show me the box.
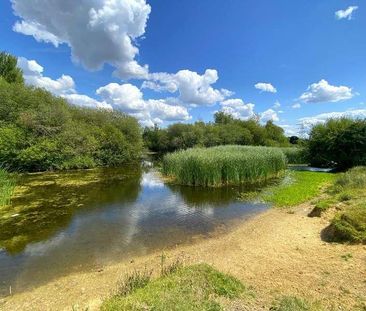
[0,79,143,172]
[307,118,366,169]
[163,145,287,187]
[143,113,290,153]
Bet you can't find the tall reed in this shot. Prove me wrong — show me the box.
[163,146,287,187]
[0,168,15,207]
[280,147,308,164]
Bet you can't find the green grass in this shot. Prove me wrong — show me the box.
[328,203,366,244]
[271,296,324,311]
[0,168,15,207]
[102,264,247,311]
[263,171,335,208]
[280,147,308,164]
[162,145,287,187]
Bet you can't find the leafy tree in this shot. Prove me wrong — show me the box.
[307,118,366,169]
[0,52,23,84]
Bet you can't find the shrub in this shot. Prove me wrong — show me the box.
[163,145,287,187]
[307,118,366,169]
[0,79,143,172]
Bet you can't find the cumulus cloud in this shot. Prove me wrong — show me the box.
[299,79,354,103]
[335,6,358,20]
[273,101,281,109]
[298,109,366,132]
[292,103,301,109]
[11,0,151,80]
[260,109,279,122]
[64,94,112,110]
[18,57,76,95]
[254,82,277,93]
[219,99,255,120]
[97,83,190,126]
[142,69,233,106]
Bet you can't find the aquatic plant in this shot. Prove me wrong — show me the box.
[280,147,308,164]
[0,168,15,207]
[162,145,287,187]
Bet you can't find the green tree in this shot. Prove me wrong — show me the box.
[0,52,24,84]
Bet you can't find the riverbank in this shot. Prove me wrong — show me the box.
[2,199,365,310]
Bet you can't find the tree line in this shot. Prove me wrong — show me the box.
[0,51,364,172]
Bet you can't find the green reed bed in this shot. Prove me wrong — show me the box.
[280,147,308,165]
[162,146,287,187]
[0,168,15,207]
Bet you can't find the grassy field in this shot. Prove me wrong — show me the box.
[0,168,15,207]
[263,171,335,208]
[162,145,287,187]
[102,264,248,311]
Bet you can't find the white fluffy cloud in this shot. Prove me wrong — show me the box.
[219,99,255,120]
[142,69,233,106]
[11,0,151,80]
[97,83,190,126]
[299,109,366,132]
[292,103,301,109]
[260,109,279,122]
[18,57,76,95]
[254,82,277,93]
[335,6,358,20]
[299,79,354,103]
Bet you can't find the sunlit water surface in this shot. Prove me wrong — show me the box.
[0,163,268,296]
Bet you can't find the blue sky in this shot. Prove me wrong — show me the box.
[1,0,365,135]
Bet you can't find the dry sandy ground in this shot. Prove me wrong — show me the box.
[1,204,365,311]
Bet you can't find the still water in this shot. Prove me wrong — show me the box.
[0,163,267,296]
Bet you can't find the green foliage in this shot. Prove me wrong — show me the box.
[271,296,324,311]
[163,146,287,187]
[0,52,24,84]
[143,113,290,153]
[307,118,366,169]
[264,171,335,208]
[0,79,142,172]
[280,147,308,164]
[102,264,246,311]
[333,166,366,190]
[0,168,15,207]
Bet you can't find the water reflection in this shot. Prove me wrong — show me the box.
[0,165,267,296]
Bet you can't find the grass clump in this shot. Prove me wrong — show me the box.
[271,296,324,311]
[163,145,287,187]
[328,204,366,244]
[116,268,152,297]
[0,168,15,207]
[264,171,335,208]
[102,264,247,311]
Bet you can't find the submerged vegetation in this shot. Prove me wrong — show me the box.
[102,264,247,311]
[263,171,335,208]
[163,145,287,187]
[0,168,15,207]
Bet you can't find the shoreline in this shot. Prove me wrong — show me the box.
[1,203,365,310]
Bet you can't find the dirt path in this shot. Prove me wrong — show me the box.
[1,204,365,310]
